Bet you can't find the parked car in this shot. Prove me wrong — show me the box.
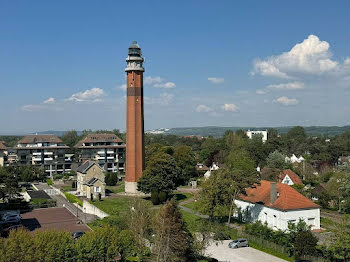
[72,231,85,240]
[2,214,21,223]
[228,238,249,248]
[2,225,24,237]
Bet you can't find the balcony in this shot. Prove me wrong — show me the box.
[32,157,42,161]
[107,156,114,160]
[44,157,53,161]
[107,150,114,154]
[44,151,53,155]
[32,152,41,156]
[97,156,105,160]
[97,151,105,155]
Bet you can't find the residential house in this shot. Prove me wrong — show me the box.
[13,134,71,175]
[75,133,126,174]
[246,130,268,143]
[278,169,303,186]
[0,141,7,167]
[234,180,320,231]
[196,163,209,175]
[204,162,224,179]
[77,160,106,199]
[285,154,305,164]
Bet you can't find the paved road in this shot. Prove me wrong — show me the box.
[205,240,287,262]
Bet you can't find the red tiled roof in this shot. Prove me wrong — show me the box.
[75,133,124,148]
[0,141,7,150]
[18,134,63,144]
[279,169,303,185]
[239,180,319,211]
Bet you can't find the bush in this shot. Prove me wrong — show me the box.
[30,198,56,208]
[105,172,119,186]
[151,190,160,205]
[159,191,167,203]
[64,192,83,206]
[46,179,53,186]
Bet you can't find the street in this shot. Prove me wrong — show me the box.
[205,240,287,262]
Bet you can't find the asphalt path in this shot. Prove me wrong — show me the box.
[205,240,287,262]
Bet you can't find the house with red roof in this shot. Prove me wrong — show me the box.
[278,169,303,186]
[234,180,320,231]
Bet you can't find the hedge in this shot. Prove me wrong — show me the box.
[64,192,83,207]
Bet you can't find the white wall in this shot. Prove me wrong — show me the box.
[234,200,320,231]
[281,175,294,185]
[83,200,109,219]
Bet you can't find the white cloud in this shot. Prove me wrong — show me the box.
[256,89,267,95]
[66,87,105,103]
[153,82,176,89]
[221,103,239,112]
[267,81,304,90]
[118,84,127,90]
[273,96,299,106]
[145,93,174,105]
[253,35,339,78]
[208,77,224,84]
[43,97,55,104]
[195,104,213,113]
[144,76,163,85]
[21,104,44,112]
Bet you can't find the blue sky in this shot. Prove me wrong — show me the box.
[1,1,350,134]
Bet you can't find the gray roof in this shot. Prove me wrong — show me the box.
[28,190,51,199]
[77,160,96,174]
[87,177,99,186]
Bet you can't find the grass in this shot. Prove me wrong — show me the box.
[61,186,75,192]
[184,200,201,212]
[173,191,193,203]
[180,210,207,233]
[91,196,152,216]
[64,192,83,207]
[46,179,53,186]
[106,182,125,194]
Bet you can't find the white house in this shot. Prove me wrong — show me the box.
[234,180,320,231]
[285,154,305,164]
[204,162,221,179]
[245,130,268,143]
[278,169,303,186]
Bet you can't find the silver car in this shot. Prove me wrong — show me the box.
[228,238,249,248]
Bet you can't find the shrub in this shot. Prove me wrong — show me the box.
[151,190,160,205]
[64,192,83,206]
[46,179,53,186]
[105,172,119,186]
[159,191,167,203]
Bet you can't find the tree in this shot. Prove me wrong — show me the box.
[61,130,80,149]
[105,172,119,186]
[199,150,258,224]
[153,199,195,262]
[173,145,196,184]
[266,150,288,169]
[328,220,350,261]
[138,152,180,195]
[294,230,318,259]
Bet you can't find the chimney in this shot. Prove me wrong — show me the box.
[270,182,278,204]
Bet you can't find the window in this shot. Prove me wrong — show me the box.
[308,218,315,226]
[273,215,277,227]
[95,186,101,193]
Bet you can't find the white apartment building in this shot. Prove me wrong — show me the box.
[75,133,126,174]
[246,130,268,143]
[13,134,72,174]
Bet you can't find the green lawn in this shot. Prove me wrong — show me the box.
[91,196,152,216]
[184,199,201,212]
[106,182,125,194]
[173,191,193,203]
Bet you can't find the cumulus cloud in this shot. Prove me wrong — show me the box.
[195,104,213,113]
[144,76,176,89]
[256,89,267,95]
[221,103,239,112]
[66,87,105,103]
[208,77,224,84]
[268,81,304,90]
[145,93,174,105]
[153,82,176,89]
[118,84,127,90]
[273,96,299,106]
[43,97,55,104]
[252,35,340,78]
[144,76,163,85]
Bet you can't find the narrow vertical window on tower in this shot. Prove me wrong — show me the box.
[125,41,145,194]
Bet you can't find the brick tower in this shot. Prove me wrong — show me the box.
[125,41,145,194]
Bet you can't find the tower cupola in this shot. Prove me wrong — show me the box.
[125,41,144,72]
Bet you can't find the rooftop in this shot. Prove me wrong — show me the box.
[75,133,124,148]
[17,134,64,144]
[239,180,319,211]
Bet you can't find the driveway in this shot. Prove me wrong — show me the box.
[205,240,287,262]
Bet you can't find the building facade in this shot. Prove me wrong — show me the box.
[246,130,268,143]
[75,133,125,174]
[234,180,320,231]
[13,134,71,175]
[77,160,106,199]
[125,41,145,194]
[0,141,7,167]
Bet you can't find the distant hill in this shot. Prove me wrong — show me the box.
[31,131,84,137]
[166,126,350,137]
